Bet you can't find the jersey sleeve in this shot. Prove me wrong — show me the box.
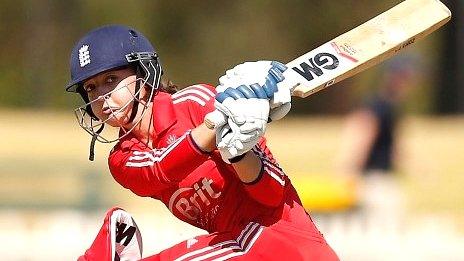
[242,137,288,207]
[108,131,209,197]
[170,84,217,127]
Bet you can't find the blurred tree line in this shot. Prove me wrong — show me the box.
[0,0,461,114]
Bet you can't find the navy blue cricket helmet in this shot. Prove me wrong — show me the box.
[66,25,164,162]
[66,24,162,92]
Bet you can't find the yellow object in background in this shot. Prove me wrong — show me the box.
[291,174,358,213]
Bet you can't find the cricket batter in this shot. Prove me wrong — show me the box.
[67,25,338,260]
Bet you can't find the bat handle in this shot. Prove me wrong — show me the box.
[204,110,227,130]
[205,63,295,129]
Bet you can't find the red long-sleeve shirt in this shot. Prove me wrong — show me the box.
[108,84,309,233]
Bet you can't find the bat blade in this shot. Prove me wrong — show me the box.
[204,0,451,129]
[285,0,451,98]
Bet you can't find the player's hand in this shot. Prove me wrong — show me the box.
[216,117,263,163]
[218,60,292,121]
[214,93,269,133]
[212,85,270,163]
[205,60,290,129]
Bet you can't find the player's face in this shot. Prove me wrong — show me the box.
[83,67,140,127]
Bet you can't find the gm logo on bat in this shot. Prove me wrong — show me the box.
[291,52,340,82]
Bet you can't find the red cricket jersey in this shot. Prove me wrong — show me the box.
[108,84,319,234]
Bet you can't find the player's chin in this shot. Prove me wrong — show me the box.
[105,116,124,127]
[105,115,129,128]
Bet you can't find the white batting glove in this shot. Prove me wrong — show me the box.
[213,95,269,163]
[216,117,263,163]
[218,61,292,121]
[214,97,270,134]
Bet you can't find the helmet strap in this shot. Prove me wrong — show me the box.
[89,124,105,161]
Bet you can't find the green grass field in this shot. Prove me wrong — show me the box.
[1,109,463,229]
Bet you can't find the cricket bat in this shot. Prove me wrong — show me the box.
[205,0,451,129]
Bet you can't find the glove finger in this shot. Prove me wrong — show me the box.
[217,125,233,147]
[228,146,238,156]
[228,99,246,124]
[234,139,244,150]
[239,132,260,143]
[215,99,246,124]
[228,117,244,133]
[214,100,232,116]
[218,138,233,149]
[239,122,261,133]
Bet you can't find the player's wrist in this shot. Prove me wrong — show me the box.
[229,153,246,163]
[231,151,263,183]
[241,159,265,185]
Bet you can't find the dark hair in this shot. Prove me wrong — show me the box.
[159,78,179,94]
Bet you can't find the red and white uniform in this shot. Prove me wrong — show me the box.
[108,84,338,260]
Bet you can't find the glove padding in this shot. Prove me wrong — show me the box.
[214,97,269,162]
[211,60,288,163]
[218,61,292,121]
[216,117,263,163]
[214,96,270,133]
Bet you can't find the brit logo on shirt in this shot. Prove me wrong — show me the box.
[79,45,91,67]
[168,177,221,221]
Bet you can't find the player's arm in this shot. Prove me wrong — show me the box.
[185,85,263,182]
[185,84,216,152]
[230,151,262,183]
[234,139,286,207]
[190,123,216,152]
[194,134,285,207]
[180,84,276,187]
[192,127,265,185]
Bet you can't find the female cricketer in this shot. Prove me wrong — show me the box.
[67,25,338,261]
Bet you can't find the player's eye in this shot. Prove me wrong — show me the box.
[84,84,96,93]
[106,75,118,84]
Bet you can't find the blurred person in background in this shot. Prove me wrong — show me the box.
[66,25,338,260]
[336,55,419,233]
